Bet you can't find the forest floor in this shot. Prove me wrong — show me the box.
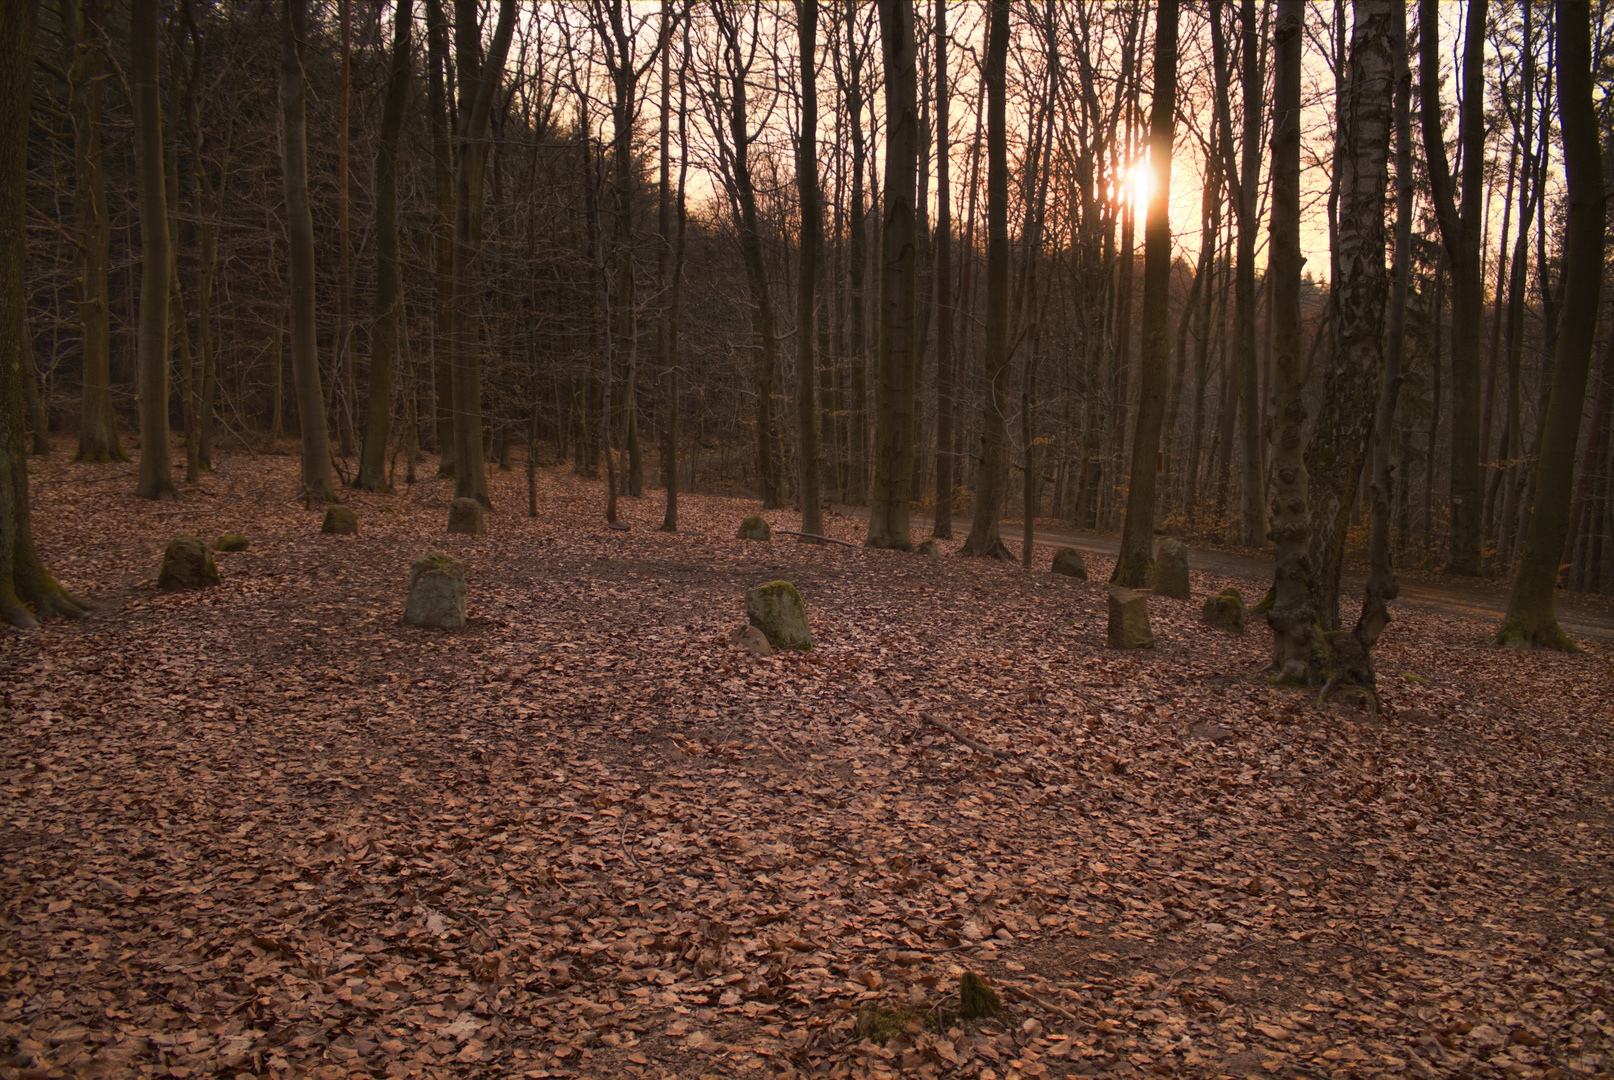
[3,445,1613,1080]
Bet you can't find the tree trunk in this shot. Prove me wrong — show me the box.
[658,3,686,533]
[1235,0,1265,547]
[796,0,824,542]
[1419,0,1486,575]
[448,0,517,508]
[280,0,335,502]
[960,0,1011,561]
[1111,0,1177,588]
[132,0,176,500]
[930,0,953,540]
[867,0,918,551]
[1,0,86,626]
[1496,0,1603,650]
[66,0,123,463]
[1305,0,1394,631]
[1265,0,1324,680]
[426,0,454,474]
[356,0,411,492]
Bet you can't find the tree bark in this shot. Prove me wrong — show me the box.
[1305,0,1394,631]
[1235,0,1264,547]
[426,0,454,474]
[1419,0,1486,575]
[1264,0,1324,680]
[65,0,123,463]
[448,0,517,508]
[930,0,953,540]
[1,0,86,626]
[280,0,335,502]
[1496,0,1603,650]
[796,0,824,542]
[866,0,918,551]
[132,0,176,500]
[1111,0,1177,588]
[356,0,412,492]
[961,0,1011,561]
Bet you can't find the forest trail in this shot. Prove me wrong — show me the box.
[838,507,1614,643]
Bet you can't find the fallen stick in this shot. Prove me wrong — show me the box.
[920,712,1016,760]
[1001,981,1079,1022]
[772,529,863,549]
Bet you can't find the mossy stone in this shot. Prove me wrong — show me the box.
[448,497,485,535]
[321,505,358,535]
[1202,585,1246,633]
[158,534,219,591]
[1153,538,1190,598]
[1107,585,1154,649]
[213,533,248,553]
[736,515,771,541]
[744,579,811,650]
[958,970,1003,1019]
[1051,547,1088,579]
[404,552,466,629]
[917,538,942,558]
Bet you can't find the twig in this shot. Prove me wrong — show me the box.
[758,731,791,762]
[920,712,1016,760]
[772,529,862,549]
[619,817,643,871]
[1001,981,1079,1022]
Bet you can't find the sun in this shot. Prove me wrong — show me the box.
[1120,152,1153,212]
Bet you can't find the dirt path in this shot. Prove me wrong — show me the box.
[838,507,1614,643]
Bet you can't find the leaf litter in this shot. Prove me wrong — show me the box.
[2,450,1612,1079]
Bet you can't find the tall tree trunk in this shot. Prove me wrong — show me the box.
[132,0,176,500]
[335,0,354,459]
[280,0,335,502]
[184,7,224,475]
[1,0,86,626]
[796,0,824,542]
[960,0,1011,561]
[1265,0,1323,680]
[1235,0,1265,547]
[1305,0,1394,631]
[1111,0,1177,587]
[1496,0,1603,650]
[866,0,918,550]
[448,0,517,508]
[657,3,686,532]
[426,0,454,474]
[843,2,870,504]
[930,0,953,540]
[1356,0,1411,653]
[66,0,123,463]
[356,0,412,492]
[1419,0,1486,575]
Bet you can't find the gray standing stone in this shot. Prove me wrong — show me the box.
[1153,539,1190,598]
[404,552,467,629]
[917,538,942,558]
[321,505,358,535]
[448,498,486,535]
[1107,586,1154,649]
[729,624,774,656]
[1201,586,1247,633]
[158,534,219,591]
[1051,547,1088,579]
[736,515,771,541]
[744,579,812,650]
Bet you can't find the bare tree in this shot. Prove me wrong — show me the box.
[132,0,177,500]
[796,0,824,541]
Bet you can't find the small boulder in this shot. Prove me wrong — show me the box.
[1202,586,1246,633]
[1051,547,1088,580]
[917,538,942,558]
[158,534,219,591]
[729,624,774,656]
[744,579,812,650]
[213,533,249,553]
[404,552,466,629]
[321,505,358,535]
[448,498,485,535]
[1153,538,1190,598]
[1107,586,1154,649]
[736,515,771,541]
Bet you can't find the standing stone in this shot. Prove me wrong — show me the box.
[1051,547,1088,579]
[917,538,942,558]
[321,505,358,535]
[213,533,249,553]
[158,534,219,591]
[736,515,771,541]
[1153,539,1190,598]
[404,552,467,629]
[448,498,486,535]
[744,580,812,650]
[1107,586,1154,649]
[1202,586,1247,633]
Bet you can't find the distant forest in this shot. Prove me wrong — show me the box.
[17,1,1614,608]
